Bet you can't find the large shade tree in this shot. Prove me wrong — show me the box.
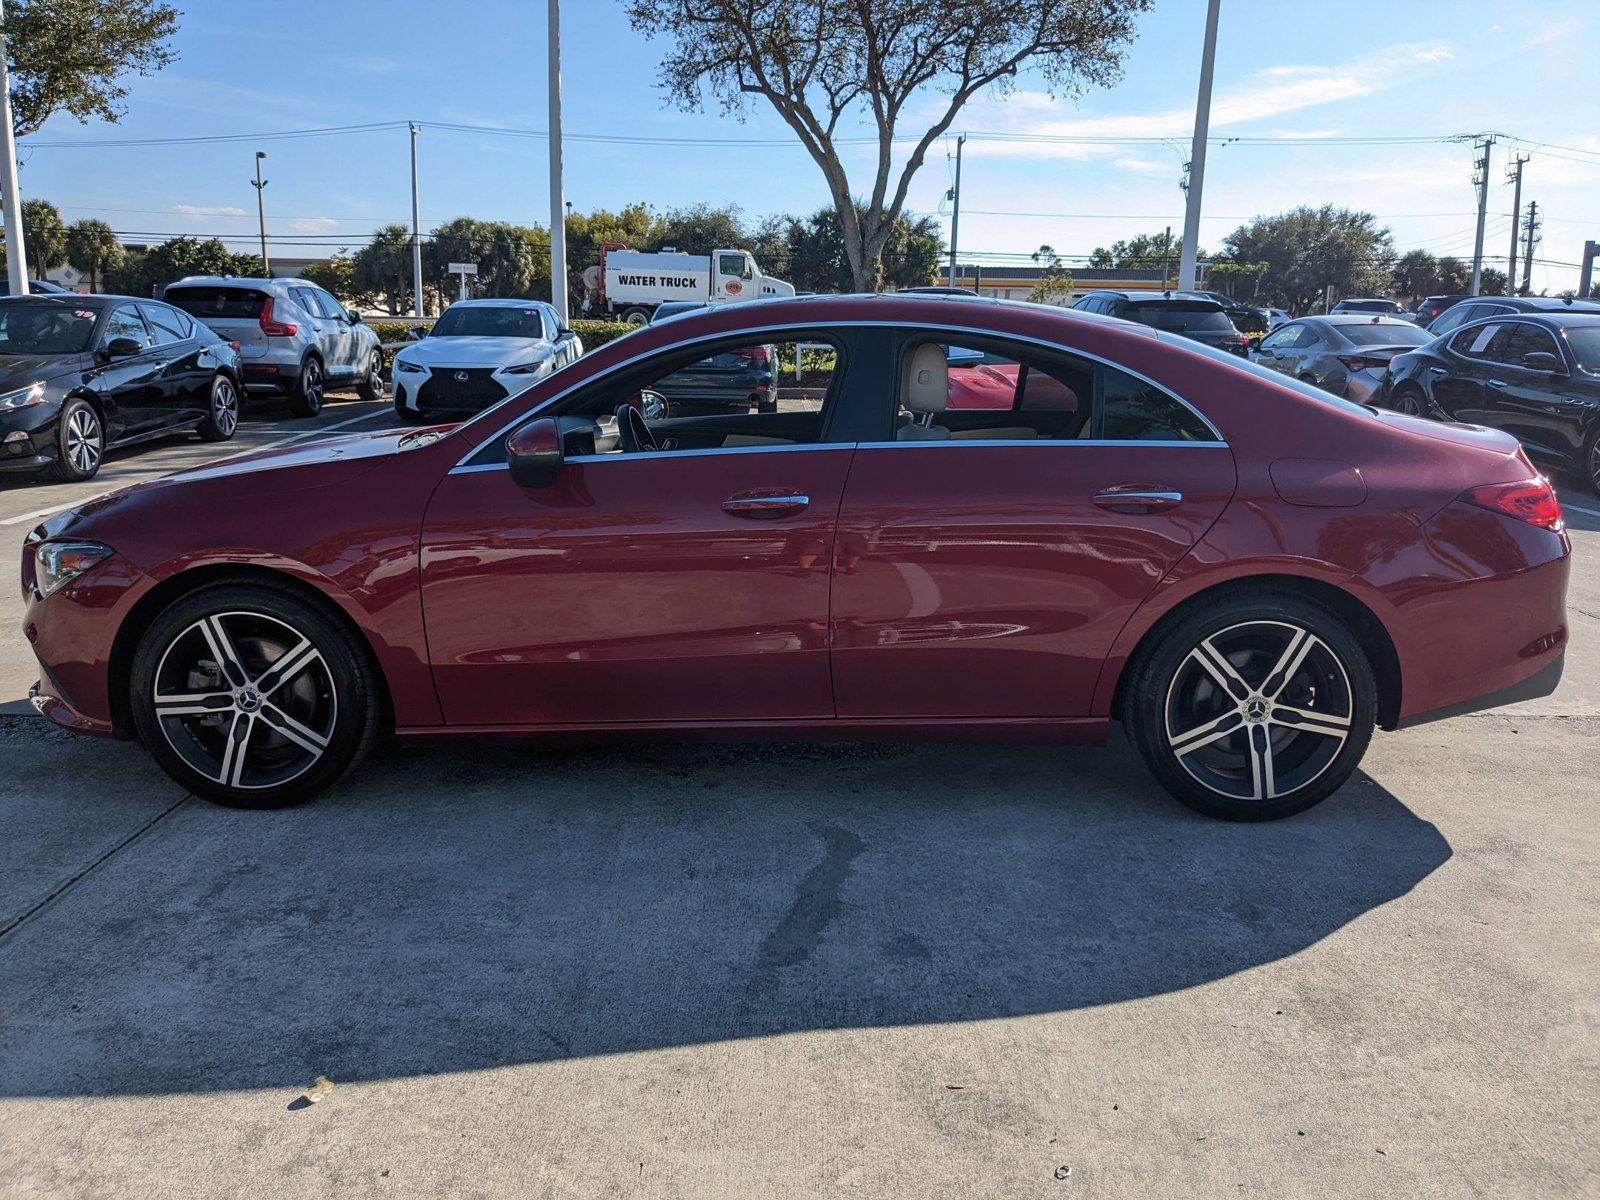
[1,0,178,137]
[627,0,1151,292]
[1220,206,1395,314]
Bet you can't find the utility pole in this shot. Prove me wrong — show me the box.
[1505,152,1528,296]
[409,122,424,317]
[1579,239,1597,299]
[1162,224,1174,289]
[1178,0,1221,293]
[1469,133,1495,295]
[0,0,30,296]
[250,152,270,273]
[946,133,966,289]
[547,0,568,324]
[1520,201,1540,296]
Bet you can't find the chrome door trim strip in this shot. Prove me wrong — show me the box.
[450,318,1226,469]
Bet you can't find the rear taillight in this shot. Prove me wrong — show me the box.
[1461,478,1564,531]
[1337,354,1388,371]
[259,297,298,337]
[738,346,773,368]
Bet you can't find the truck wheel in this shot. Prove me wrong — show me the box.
[620,306,652,326]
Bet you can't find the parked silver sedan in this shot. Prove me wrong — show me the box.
[1251,315,1432,404]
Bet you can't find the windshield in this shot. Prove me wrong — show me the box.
[1566,327,1600,373]
[431,306,545,338]
[1340,323,1430,347]
[1165,332,1374,416]
[1129,302,1233,332]
[1337,300,1399,313]
[0,303,98,354]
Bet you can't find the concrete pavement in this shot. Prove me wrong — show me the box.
[0,411,1595,1198]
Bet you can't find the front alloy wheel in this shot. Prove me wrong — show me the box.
[51,399,104,481]
[131,584,378,807]
[1125,597,1376,820]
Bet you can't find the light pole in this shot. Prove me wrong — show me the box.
[1178,0,1221,293]
[547,0,568,324]
[946,133,966,289]
[0,0,30,295]
[409,122,424,317]
[251,151,270,274]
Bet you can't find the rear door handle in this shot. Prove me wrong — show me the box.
[1426,366,1448,375]
[1093,488,1183,514]
[1488,379,1508,390]
[723,489,810,518]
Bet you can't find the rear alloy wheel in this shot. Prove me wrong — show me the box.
[288,357,324,417]
[196,374,239,442]
[357,349,385,402]
[50,398,104,482]
[130,583,379,808]
[1125,596,1376,821]
[1584,427,1600,497]
[1391,387,1426,417]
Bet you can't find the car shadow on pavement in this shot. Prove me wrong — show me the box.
[0,729,1451,1098]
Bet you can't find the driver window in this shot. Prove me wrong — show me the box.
[548,335,844,457]
[101,305,152,349]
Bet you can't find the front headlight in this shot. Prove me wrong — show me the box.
[502,359,550,376]
[0,381,46,410]
[394,358,425,374]
[35,540,114,597]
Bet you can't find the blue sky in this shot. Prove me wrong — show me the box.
[15,0,1599,292]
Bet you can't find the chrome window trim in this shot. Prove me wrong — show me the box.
[451,319,1226,471]
[852,438,1227,451]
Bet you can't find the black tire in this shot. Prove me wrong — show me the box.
[356,349,385,402]
[129,581,380,809]
[393,393,425,424]
[196,374,240,442]
[1122,592,1376,821]
[288,356,324,417]
[1391,386,1427,417]
[48,397,104,482]
[1582,425,1600,498]
[620,306,651,326]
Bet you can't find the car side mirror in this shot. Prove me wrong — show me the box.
[557,326,574,340]
[407,325,426,340]
[1522,351,1563,374]
[347,311,363,324]
[639,388,668,421]
[101,336,142,359]
[506,417,565,487]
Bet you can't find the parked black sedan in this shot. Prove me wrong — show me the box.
[1382,312,1600,493]
[0,295,242,482]
[1252,315,1431,403]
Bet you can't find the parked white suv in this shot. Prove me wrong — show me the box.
[163,277,383,415]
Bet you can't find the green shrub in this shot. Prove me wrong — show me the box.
[571,319,636,349]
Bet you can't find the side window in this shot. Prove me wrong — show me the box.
[904,337,1212,444]
[101,305,151,348]
[716,253,745,278]
[1449,323,1506,360]
[291,288,321,319]
[1431,304,1476,336]
[1263,325,1303,350]
[1497,323,1562,368]
[313,290,346,319]
[139,303,192,344]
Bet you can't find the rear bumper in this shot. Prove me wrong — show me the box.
[1397,651,1563,728]
[241,360,301,395]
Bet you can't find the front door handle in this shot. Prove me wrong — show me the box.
[1093,488,1183,514]
[723,489,810,518]
[1488,379,1508,390]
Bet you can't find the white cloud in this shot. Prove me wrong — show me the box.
[1522,17,1583,50]
[172,204,247,217]
[287,217,340,233]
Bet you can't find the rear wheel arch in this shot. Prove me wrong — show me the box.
[108,564,393,740]
[1112,574,1403,731]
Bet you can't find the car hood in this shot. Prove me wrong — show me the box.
[396,336,551,368]
[0,353,89,387]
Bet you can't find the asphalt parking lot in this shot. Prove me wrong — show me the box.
[0,402,1597,1199]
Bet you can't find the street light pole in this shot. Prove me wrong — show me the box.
[547,0,568,324]
[1178,0,1221,293]
[0,0,30,295]
[251,151,270,274]
[409,122,424,317]
[946,133,966,289]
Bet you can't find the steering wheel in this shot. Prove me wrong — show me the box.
[615,402,660,454]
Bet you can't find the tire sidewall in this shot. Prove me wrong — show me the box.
[1124,593,1377,821]
[357,350,384,402]
[129,583,375,808]
[51,398,102,481]
[290,357,324,417]
[197,374,238,441]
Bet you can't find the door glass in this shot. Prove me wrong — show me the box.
[292,288,324,319]
[101,305,152,349]
[139,303,191,345]
[1451,323,1506,359]
[313,290,346,320]
[716,253,744,277]
[1494,323,1561,368]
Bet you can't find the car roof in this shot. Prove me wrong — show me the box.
[1322,314,1416,326]
[443,298,549,309]
[165,276,313,289]
[1485,296,1600,311]
[0,293,113,307]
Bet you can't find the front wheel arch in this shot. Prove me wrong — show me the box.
[108,564,392,741]
[1112,575,1403,732]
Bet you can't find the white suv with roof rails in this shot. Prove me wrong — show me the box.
[162,276,383,416]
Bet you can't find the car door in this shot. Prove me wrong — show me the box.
[294,287,354,381]
[1431,323,1508,425]
[1487,322,1586,460]
[830,330,1237,720]
[1253,322,1304,374]
[418,326,865,728]
[138,302,211,424]
[88,303,167,438]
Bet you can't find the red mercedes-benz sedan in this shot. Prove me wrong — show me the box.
[21,296,1569,820]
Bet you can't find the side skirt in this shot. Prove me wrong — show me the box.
[393,715,1111,747]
